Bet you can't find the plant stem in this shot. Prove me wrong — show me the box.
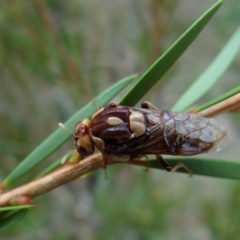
[198,93,240,117]
[1,94,238,207]
[0,153,103,207]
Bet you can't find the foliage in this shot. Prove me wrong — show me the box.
[0,0,240,239]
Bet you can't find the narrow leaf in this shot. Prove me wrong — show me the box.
[147,158,240,180]
[36,159,62,178]
[172,25,240,112]
[0,205,33,211]
[0,209,28,232]
[120,0,223,106]
[196,85,240,112]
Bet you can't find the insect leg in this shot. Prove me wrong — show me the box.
[172,162,193,177]
[102,155,109,179]
[138,155,149,172]
[156,155,193,176]
[141,101,159,110]
[155,154,172,172]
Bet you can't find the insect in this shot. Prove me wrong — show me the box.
[74,102,227,172]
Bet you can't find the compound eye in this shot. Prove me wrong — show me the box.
[74,132,78,141]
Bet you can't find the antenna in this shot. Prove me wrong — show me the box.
[58,123,74,135]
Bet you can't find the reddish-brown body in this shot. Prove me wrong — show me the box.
[74,102,227,171]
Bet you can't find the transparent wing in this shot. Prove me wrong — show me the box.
[110,109,227,156]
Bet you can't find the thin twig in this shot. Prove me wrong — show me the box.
[1,94,239,207]
[198,93,240,118]
[0,153,103,207]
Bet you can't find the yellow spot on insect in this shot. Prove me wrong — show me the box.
[107,117,124,126]
[129,111,146,137]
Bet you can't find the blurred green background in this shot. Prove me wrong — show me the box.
[0,0,240,239]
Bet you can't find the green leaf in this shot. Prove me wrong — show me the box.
[36,158,62,178]
[196,85,240,113]
[147,158,240,180]
[172,25,240,112]
[0,205,33,211]
[0,209,28,232]
[36,150,76,178]
[3,75,136,187]
[120,0,223,106]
